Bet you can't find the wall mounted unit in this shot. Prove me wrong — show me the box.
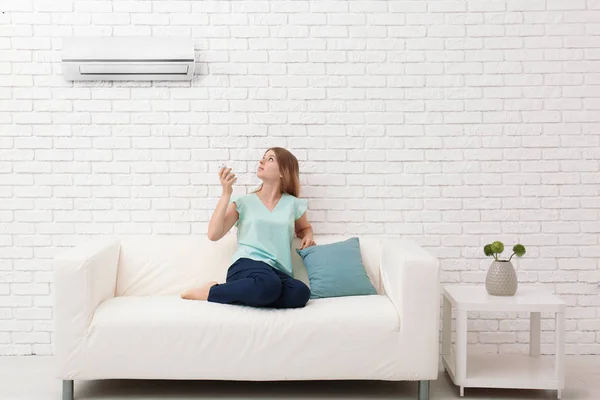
[62,37,195,81]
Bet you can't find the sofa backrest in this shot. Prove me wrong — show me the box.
[115,234,383,297]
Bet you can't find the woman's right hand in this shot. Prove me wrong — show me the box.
[219,167,237,195]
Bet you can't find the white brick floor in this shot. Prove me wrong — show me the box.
[1,356,598,400]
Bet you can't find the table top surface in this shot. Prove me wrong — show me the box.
[443,285,566,311]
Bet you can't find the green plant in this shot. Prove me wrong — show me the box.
[484,241,526,262]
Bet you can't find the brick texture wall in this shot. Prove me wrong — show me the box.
[1,0,599,356]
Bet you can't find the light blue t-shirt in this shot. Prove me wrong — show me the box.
[229,192,308,277]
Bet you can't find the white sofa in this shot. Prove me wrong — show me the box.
[53,234,440,400]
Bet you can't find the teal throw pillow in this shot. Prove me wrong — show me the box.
[296,237,377,299]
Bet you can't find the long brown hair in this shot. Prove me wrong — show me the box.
[252,147,301,197]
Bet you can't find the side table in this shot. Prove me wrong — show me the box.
[441,285,566,399]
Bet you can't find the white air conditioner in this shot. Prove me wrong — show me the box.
[61,37,195,81]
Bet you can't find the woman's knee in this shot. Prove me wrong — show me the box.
[286,283,311,308]
[297,283,311,305]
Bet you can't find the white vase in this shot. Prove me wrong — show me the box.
[485,260,518,296]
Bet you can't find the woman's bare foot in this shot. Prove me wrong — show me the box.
[181,281,218,301]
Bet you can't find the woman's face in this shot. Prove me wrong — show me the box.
[257,150,280,181]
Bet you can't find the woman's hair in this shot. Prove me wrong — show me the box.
[252,147,301,197]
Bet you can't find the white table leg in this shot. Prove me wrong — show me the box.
[442,296,451,362]
[456,309,467,394]
[530,311,541,357]
[555,311,565,398]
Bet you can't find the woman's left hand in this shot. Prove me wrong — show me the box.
[300,236,316,250]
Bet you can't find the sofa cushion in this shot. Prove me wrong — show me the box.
[115,235,383,297]
[83,295,401,380]
[296,237,378,299]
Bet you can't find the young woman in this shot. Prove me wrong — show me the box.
[181,147,315,308]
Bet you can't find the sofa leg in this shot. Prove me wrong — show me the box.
[418,380,430,400]
[63,380,73,400]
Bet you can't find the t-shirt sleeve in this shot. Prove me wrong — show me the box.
[294,197,308,221]
[229,195,243,226]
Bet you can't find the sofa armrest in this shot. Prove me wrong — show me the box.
[53,236,120,378]
[380,238,440,378]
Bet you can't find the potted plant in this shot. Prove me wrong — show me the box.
[483,241,526,296]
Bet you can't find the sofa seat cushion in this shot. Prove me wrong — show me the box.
[82,295,401,380]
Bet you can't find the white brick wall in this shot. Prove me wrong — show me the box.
[0,0,599,356]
